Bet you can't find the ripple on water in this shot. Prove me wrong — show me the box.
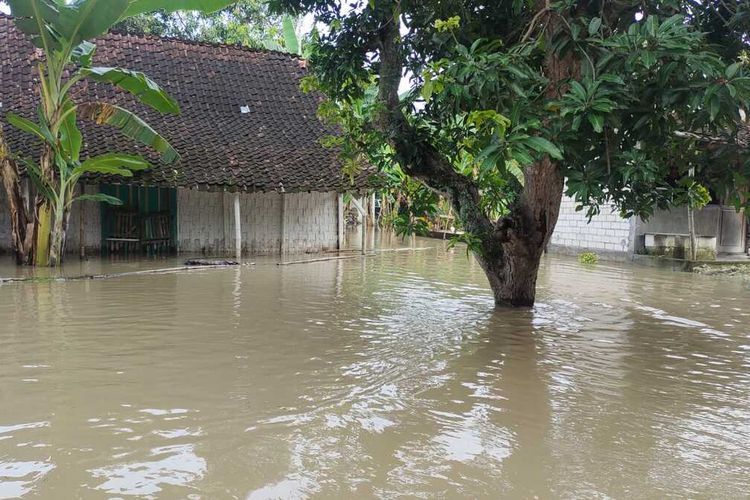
[0,244,749,498]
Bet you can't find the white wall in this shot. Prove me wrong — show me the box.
[176,189,338,255]
[0,186,339,256]
[550,194,634,255]
[66,185,102,253]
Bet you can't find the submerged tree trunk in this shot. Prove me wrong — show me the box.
[475,159,564,306]
[33,147,56,267]
[49,203,67,267]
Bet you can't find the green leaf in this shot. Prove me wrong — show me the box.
[570,23,581,41]
[524,136,563,160]
[75,193,124,205]
[588,17,601,36]
[511,148,534,166]
[17,157,57,204]
[587,114,604,133]
[569,80,587,101]
[641,51,656,69]
[282,14,300,55]
[11,0,131,51]
[421,80,434,102]
[73,152,149,178]
[6,112,53,144]
[122,0,238,19]
[59,0,130,47]
[709,94,720,121]
[79,102,179,163]
[83,67,179,114]
[7,0,62,50]
[726,62,740,79]
[505,158,525,186]
[71,41,96,67]
[59,101,82,162]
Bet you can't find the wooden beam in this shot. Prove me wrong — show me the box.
[369,192,376,226]
[79,186,85,260]
[234,192,241,260]
[350,197,367,255]
[279,192,286,256]
[337,193,345,250]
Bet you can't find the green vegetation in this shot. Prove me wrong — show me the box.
[0,0,235,266]
[113,1,302,54]
[273,0,750,306]
[578,252,599,265]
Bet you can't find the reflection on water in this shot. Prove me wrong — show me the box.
[1,236,750,498]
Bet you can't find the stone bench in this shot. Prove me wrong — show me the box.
[643,233,717,260]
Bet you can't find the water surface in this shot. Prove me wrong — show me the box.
[1,237,749,498]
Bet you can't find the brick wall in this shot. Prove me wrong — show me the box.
[549,193,634,256]
[176,189,338,255]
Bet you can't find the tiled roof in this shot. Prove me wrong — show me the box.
[0,15,370,193]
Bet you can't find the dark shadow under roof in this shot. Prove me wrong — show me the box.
[0,15,370,193]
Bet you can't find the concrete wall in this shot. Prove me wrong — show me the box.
[549,195,749,257]
[636,206,718,239]
[635,205,746,254]
[549,194,634,257]
[175,189,339,255]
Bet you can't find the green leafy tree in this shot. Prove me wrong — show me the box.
[273,0,750,306]
[113,0,283,50]
[0,0,235,266]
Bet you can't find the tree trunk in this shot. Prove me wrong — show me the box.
[475,158,564,306]
[35,202,52,267]
[48,202,68,267]
[373,0,571,307]
[0,125,34,265]
[34,147,55,267]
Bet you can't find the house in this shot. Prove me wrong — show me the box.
[549,192,749,260]
[0,15,368,257]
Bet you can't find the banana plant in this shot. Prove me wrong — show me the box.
[2,0,236,266]
[263,14,304,56]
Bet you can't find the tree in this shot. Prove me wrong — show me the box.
[113,0,284,50]
[263,14,305,55]
[273,0,750,306]
[1,0,236,266]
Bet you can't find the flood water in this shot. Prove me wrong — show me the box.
[1,235,750,499]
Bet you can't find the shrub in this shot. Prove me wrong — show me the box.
[578,252,599,264]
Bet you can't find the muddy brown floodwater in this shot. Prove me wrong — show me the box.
[1,236,749,499]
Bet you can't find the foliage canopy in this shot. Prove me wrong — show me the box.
[276,0,750,223]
